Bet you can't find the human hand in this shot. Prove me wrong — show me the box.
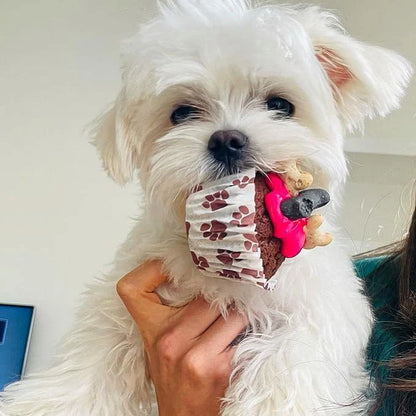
[117,261,247,416]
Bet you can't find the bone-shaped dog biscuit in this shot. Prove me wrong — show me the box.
[280,161,313,196]
[279,161,332,249]
[303,214,333,249]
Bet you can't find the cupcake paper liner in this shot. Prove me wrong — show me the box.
[185,169,279,290]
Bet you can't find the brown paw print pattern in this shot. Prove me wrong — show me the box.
[241,268,264,280]
[190,251,209,271]
[200,220,227,241]
[202,190,229,211]
[216,249,242,265]
[232,175,254,189]
[230,205,256,227]
[243,233,259,252]
[218,269,241,279]
[185,169,282,290]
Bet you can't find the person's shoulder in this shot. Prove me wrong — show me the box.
[355,254,401,309]
[354,254,401,292]
[354,255,390,280]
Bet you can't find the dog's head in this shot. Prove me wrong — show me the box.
[92,0,411,216]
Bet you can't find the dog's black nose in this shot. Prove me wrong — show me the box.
[208,130,248,163]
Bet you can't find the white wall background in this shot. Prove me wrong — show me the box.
[1,0,415,374]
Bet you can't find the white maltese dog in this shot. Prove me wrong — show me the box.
[1,1,412,415]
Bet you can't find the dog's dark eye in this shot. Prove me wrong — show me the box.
[266,96,294,118]
[170,105,199,125]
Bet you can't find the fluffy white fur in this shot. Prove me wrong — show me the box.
[1,1,412,415]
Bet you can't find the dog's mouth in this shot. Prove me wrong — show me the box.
[190,165,273,197]
[214,157,257,178]
[190,161,330,220]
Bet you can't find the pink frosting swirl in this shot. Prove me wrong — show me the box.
[264,173,307,258]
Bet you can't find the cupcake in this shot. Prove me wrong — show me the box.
[185,165,330,290]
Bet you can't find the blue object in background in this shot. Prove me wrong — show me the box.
[0,304,34,391]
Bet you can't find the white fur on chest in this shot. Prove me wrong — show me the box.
[107,215,374,415]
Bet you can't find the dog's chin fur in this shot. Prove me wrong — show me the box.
[1,1,412,415]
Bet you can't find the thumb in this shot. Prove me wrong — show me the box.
[117,261,173,324]
[117,261,167,296]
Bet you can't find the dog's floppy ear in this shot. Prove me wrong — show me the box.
[298,7,412,131]
[91,90,139,184]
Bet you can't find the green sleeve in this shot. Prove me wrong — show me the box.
[354,256,400,415]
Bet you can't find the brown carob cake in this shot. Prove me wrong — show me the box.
[254,172,285,279]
